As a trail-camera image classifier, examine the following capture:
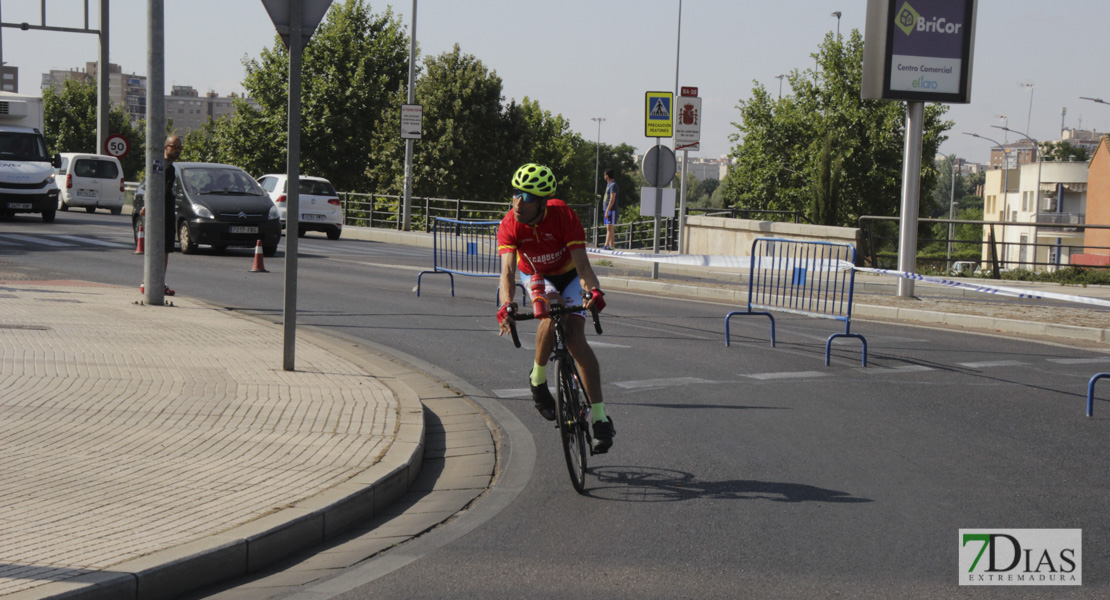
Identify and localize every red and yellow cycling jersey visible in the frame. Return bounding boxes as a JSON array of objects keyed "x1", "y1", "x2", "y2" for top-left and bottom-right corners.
[{"x1": 497, "y1": 199, "x2": 586, "y2": 276}]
